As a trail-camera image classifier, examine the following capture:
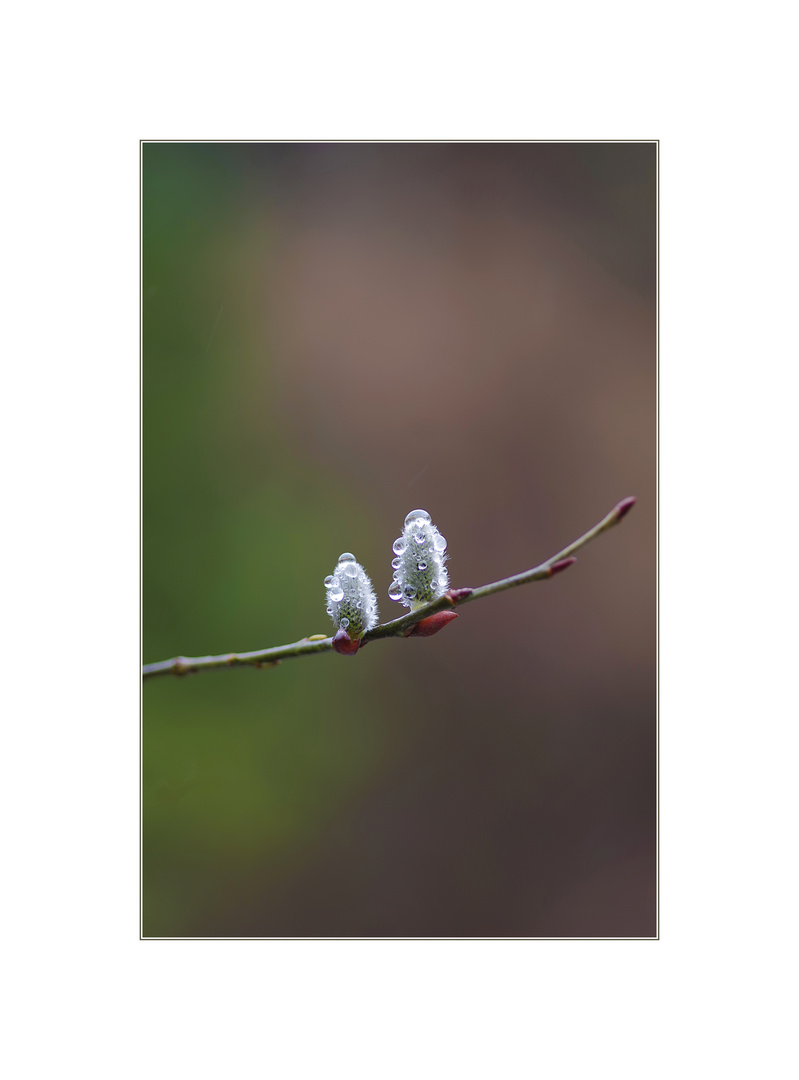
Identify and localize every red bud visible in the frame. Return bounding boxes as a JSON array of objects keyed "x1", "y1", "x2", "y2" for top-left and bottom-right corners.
[
  {"x1": 405, "y1": 611, "x2": 459, "y2": 637},
  {"x1": 332, "y1": 628, "x2": 361, "y2": 655},
  {"x1": 549, "y1": 557, "x2": 576, "y2": 576},
  {"x1": 446, "y1": 587, "x2": 474, "y2": 604},
  {"x1": 615, "y1": 496, "x2": 637, "y2": 520}
]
